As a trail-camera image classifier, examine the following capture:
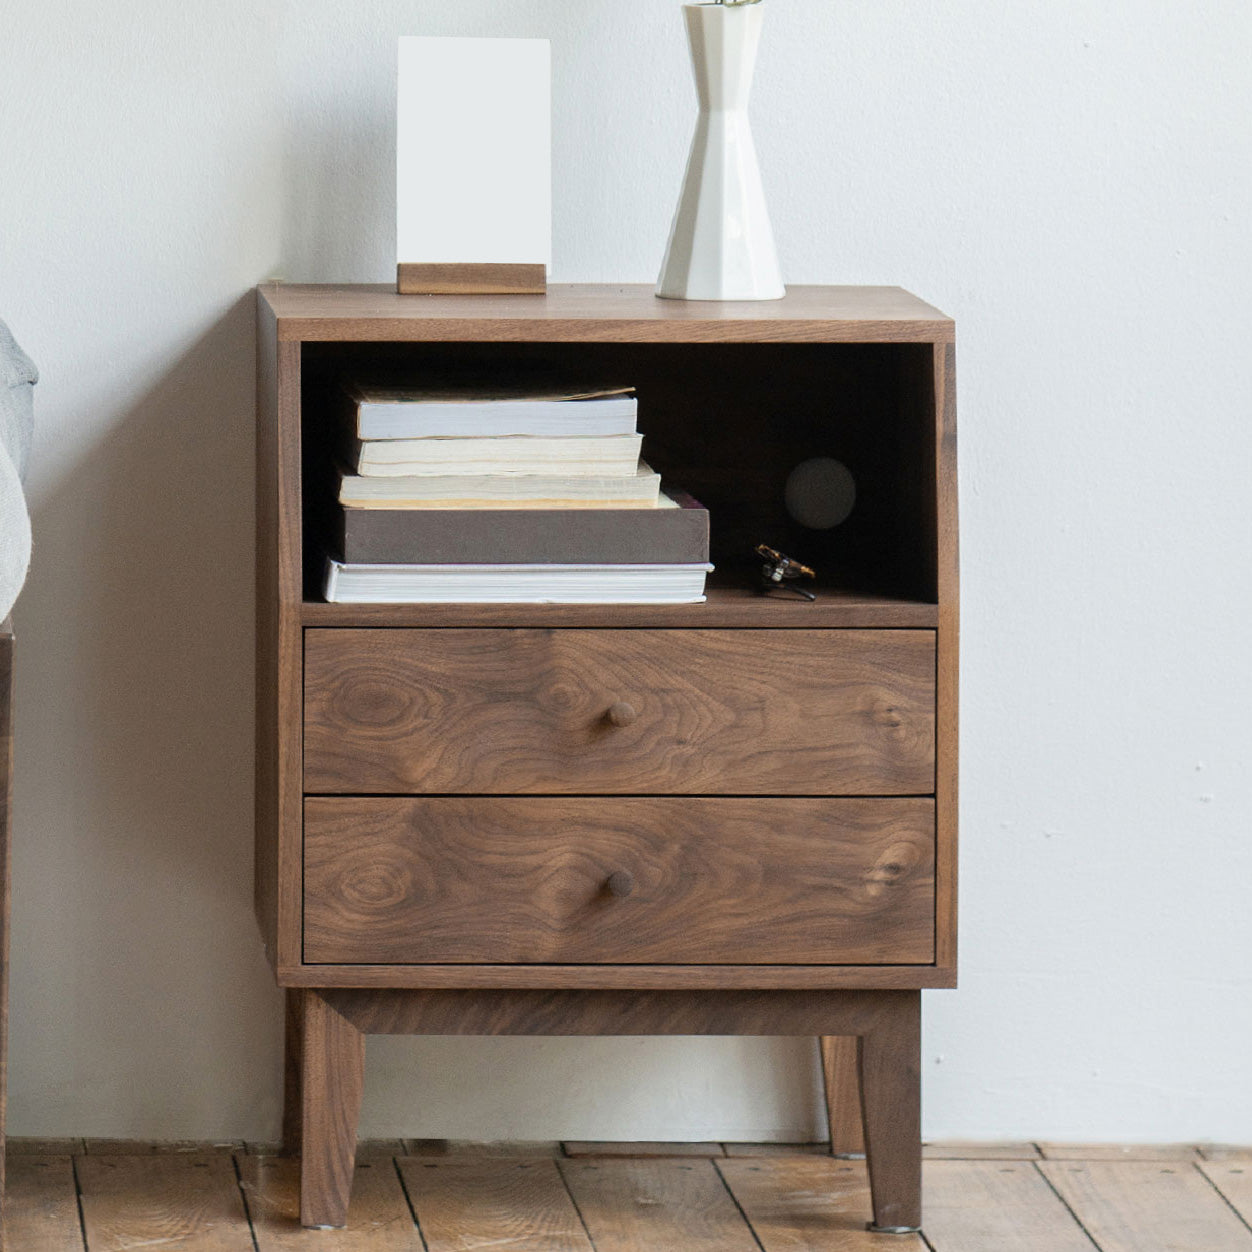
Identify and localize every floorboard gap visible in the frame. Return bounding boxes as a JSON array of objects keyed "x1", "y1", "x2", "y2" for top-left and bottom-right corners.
[
  {"x1": 69, "y1": 1154, "x2": 90, "y2": 1252},
  {"x1": 231, "y1": 1151, "x2": 262, "y2": 1252},
  {"x1": 553, "y1": 1160, "x2": 599, "y2": 1252},
  {"x1": 711, "y1": 1158, "x2": 768, "y2": 1252},
  {"x1": 392, "y1": 1156, "x2": 432, "y2": 1252},
  {"x1": 1031, "y1": 1161, "x2": 1108, "y2": 1250},
  {"x1": 1195, "y1": 1161, "x2": 1252, "y2": 1236}
]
